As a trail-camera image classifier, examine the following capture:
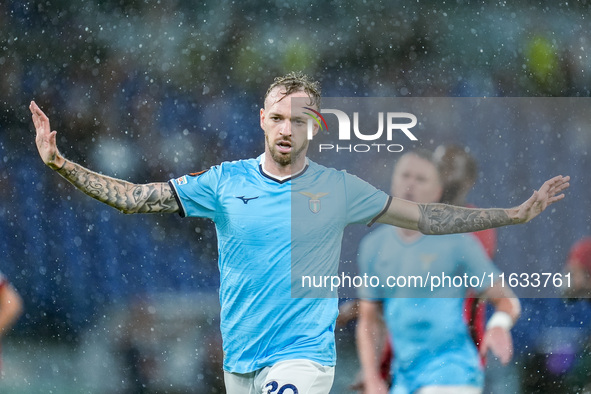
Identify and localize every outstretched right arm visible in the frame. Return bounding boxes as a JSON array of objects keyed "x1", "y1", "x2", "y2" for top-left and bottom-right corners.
[{"x1": 30, "y1": 101, "x2": 179, "y2": 214}]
